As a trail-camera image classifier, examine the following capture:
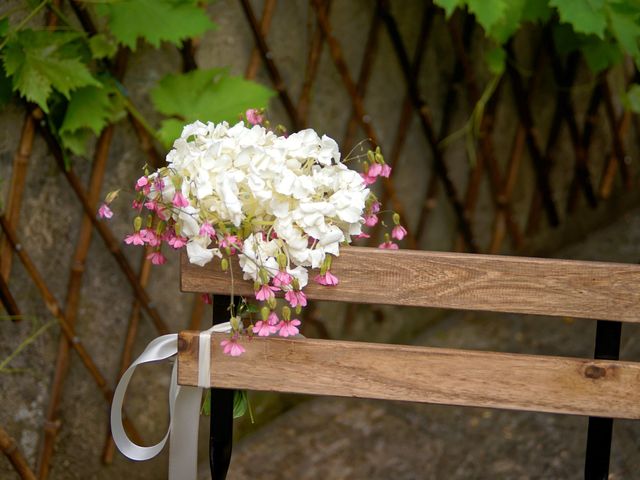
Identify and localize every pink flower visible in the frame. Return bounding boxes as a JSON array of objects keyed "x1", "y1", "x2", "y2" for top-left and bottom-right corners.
[
  {"x1": 144, "y1": 200, "x2": 157, "y2": 211},
  {"x1": 268, "y1": 311, "x2": 279, "y2": 326},
  {"x1": 168, "y1": 234, "x2": 188, "y2": 249},
  {"x1": 355, "y1": 232, "x2": 370, "y2": 239},
  {"x1": 284, "y1": 290, "x2": 307, "y2": 308},
  {"x1": 132, "y1": 200, "x2": 143, "y2": 211},
  {"x1": 380, "y1": 164, "x2": 392, "y2": 178},
  {"x1": 135, "y1": 176, "x2": 148, "y2": 191},
  {"x1": 392, "y1": 225, "x2": 407, "y2": 241},
  {"x1": 278, "y1": 319, "x2": 301, "y2": 337},
  {"x1": 253, "y1": 320, "x2": 277, "y2": 337},
  {"x1": 172, "y1": 191, "x2": 189, "y2": 208},
  {"x1": 364, "y1": 214, "x2": 378, "y2": 227},
  {"x1": 220, "y1": 234, "x2": 241, "y2": 254},
  {"x1": 361, "y1": 163, "x2": 383, "y2": 185},
  {"x1": 124, "y1": 232, "x2": 145, "y2": 246},
  {"x1": 246, "y1": 108, "x2": 264, "y2": 126},
  {"x1": 273, "y1": 270, "x2": 292, "y2": 288},
  {"x1": 314, "y1": 271, "x2": 339, "y2": 286},
  {"x1": 153, "y1": 178, "x2": 165, "y2": 191},
  {"x1": 361, "y1": 172, "x2": 377, "y2": 186},
  {"x1": 155, "y1": 206, "x2": 168, "y2": 221},
  {"x1": 379, "y1": 240, "x2": 399, "y2": 250},
  {"x1": 140, "y1": 229, "x2": 160, "y2": 247},
  {"x1": 370, "y1": 201, "x2": 381, "y2": 214},
  {"x1": 199, "y1": 222, "x2": 216, "y2": 238},
  {"x1": 147, "y1": 251, "x2": 166, "y2": 265},
  {"x1": 255, "y1": 284, "x2": 279, "y2": 301},
  {"x1": 98, "y1": 203, "x2": 113, "y2": 219},
  {"x1": 220, "y1": 338, "x2": 245, "y2": 356},
  {"x1": 201, "y1": 293, "x2": 212, "y2": 304}
]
